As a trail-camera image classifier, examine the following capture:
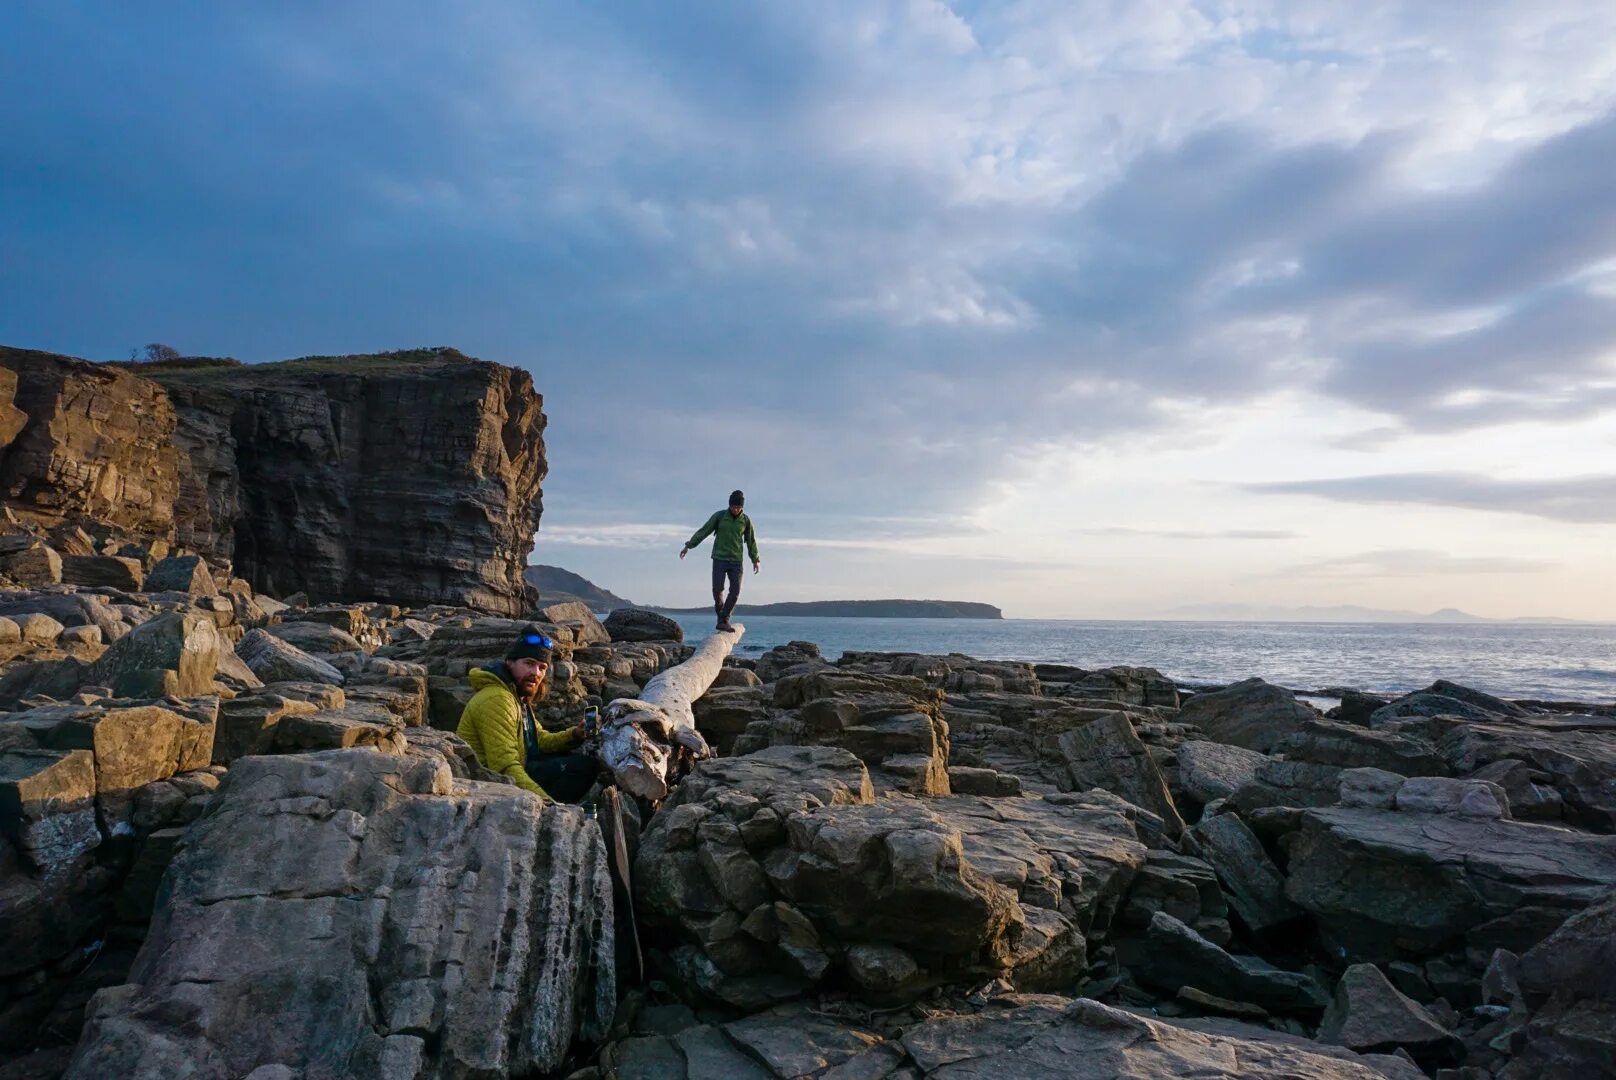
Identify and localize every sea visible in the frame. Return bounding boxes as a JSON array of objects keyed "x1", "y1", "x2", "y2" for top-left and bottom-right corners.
[{"x1": 661, "y1": 615, "x2": 1616, "y2": 705}]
